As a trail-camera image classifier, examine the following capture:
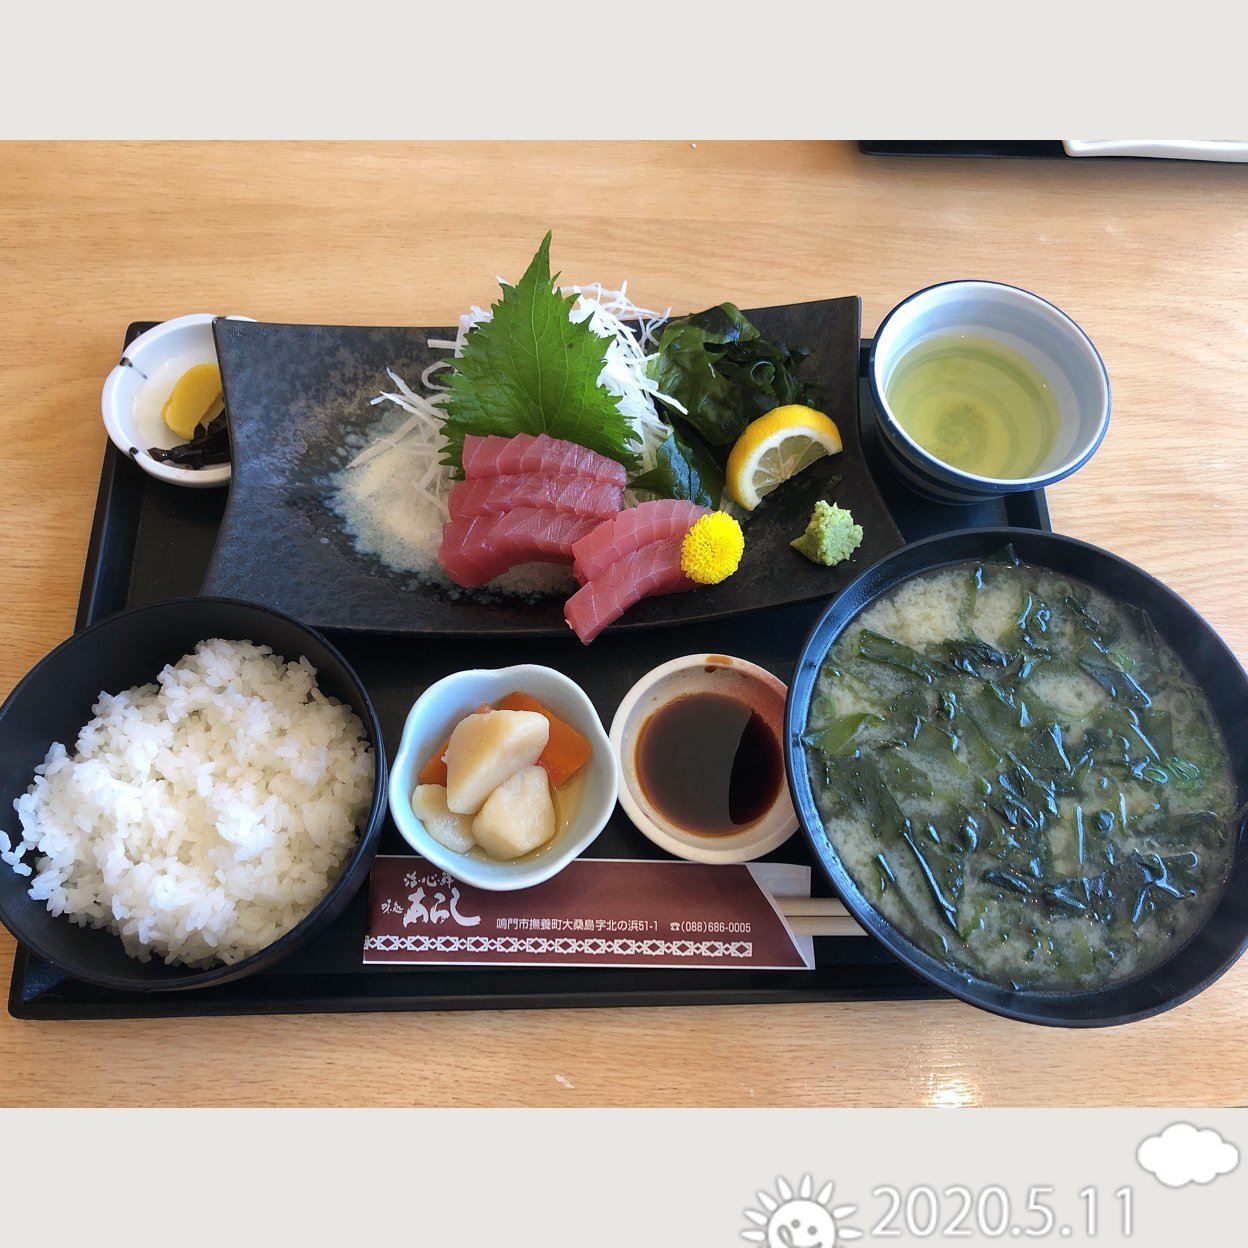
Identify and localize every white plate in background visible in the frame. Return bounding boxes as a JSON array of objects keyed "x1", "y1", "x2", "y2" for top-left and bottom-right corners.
[{"x1": 1063, "y1": 139, "x2": 1248, "y2": 162}]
